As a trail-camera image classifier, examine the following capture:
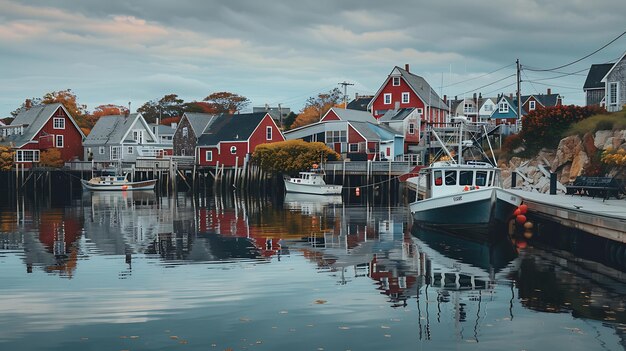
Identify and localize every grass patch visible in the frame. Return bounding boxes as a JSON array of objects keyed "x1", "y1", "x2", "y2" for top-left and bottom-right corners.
[{"x1": 567, "y1": 110, "x2": 626, "y2": 135}]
